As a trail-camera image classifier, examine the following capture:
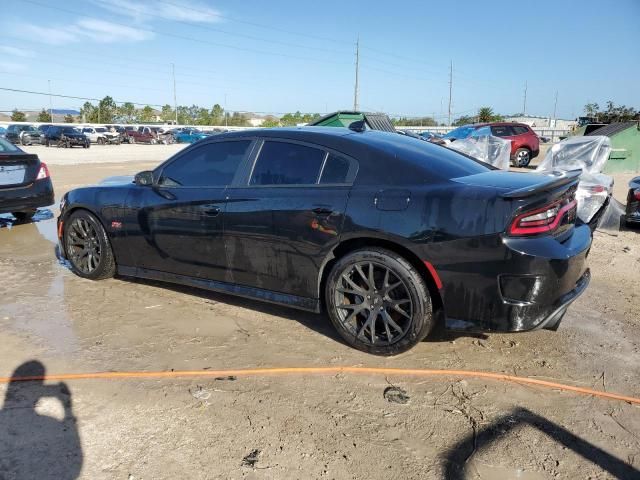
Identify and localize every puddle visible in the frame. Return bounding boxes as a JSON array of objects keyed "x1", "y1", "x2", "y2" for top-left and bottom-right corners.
[{"x1": 0, "y1": 208, "x2": 78, "y2": 354}]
